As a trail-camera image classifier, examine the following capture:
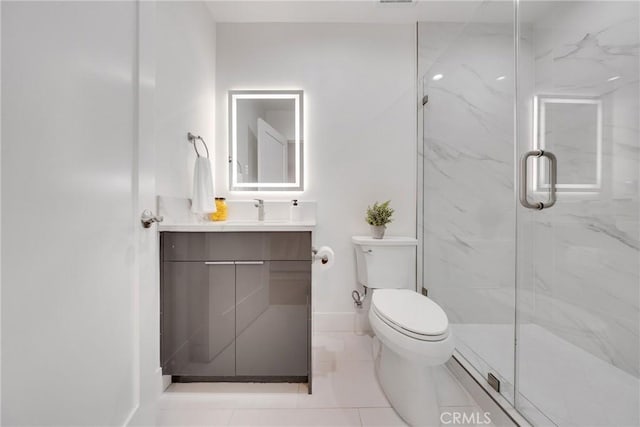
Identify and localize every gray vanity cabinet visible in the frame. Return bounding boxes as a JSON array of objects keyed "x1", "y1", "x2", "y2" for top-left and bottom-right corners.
[
  {"x1": 235, "y1": 261, "x2": 310, "y2": 376},
  {"x1": 161, "y1": 261, "x2": 236, "y2": 376},
  {"x1": 162, "y1": 231, "x2": 312, "y2": 262},
  {"x1": 160, "y1": 232, "x2": 311, "y2": 384}
]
